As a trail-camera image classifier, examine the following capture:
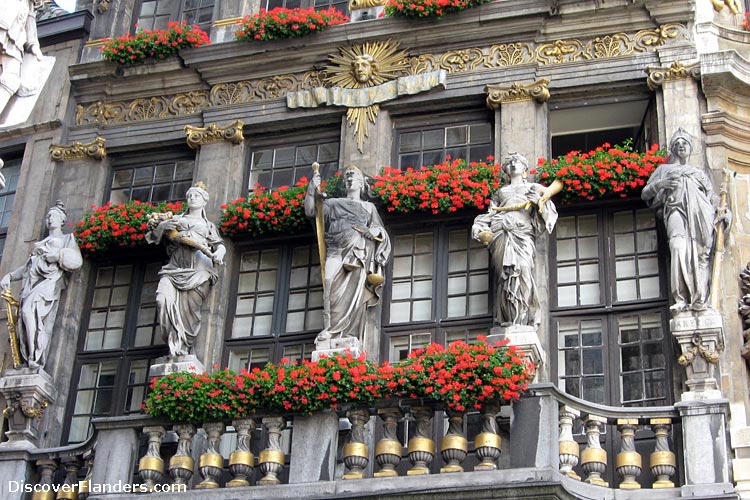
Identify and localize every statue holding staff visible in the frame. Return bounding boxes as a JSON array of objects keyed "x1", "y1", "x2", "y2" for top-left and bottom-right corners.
[
  {"x1": 472, "y1": 153, "x2": 561, "y2": 327},
  {"x1": 305, "y1": 165, "x2": 391, "y2": 344}
]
